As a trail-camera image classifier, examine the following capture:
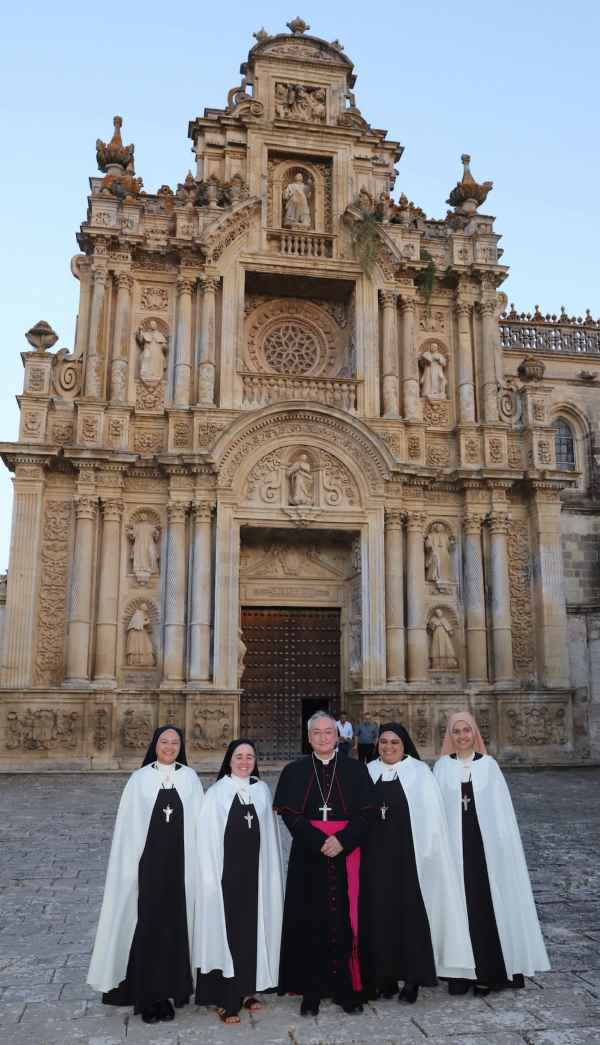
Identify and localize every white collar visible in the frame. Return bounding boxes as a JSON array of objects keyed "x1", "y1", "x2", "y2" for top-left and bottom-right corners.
[
  {"x1": 380, "y1": 757, "x2": 405, "y2": 781},
  {"x1": 313, "y1": 749, "x2": 338, "y2": 765}
]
